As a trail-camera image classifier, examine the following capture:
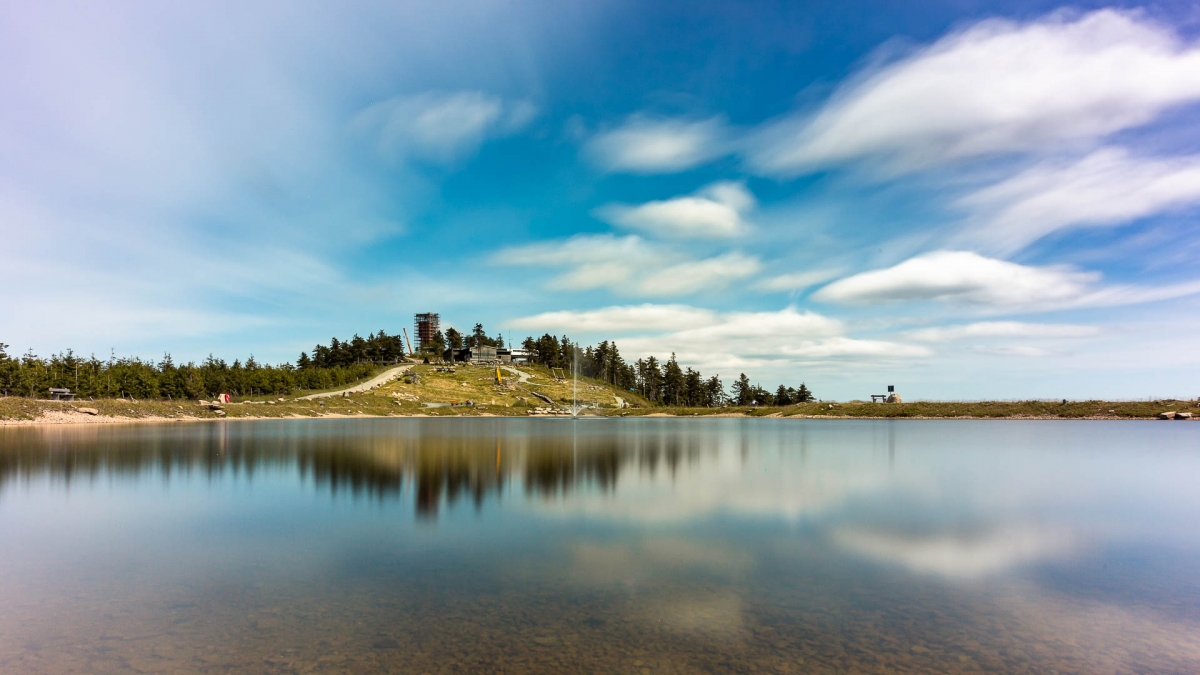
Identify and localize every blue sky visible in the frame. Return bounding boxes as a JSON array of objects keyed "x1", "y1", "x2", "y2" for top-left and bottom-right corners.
[{"x1": 3, "y1": 0, "x2": 1200, "y2": 400}]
